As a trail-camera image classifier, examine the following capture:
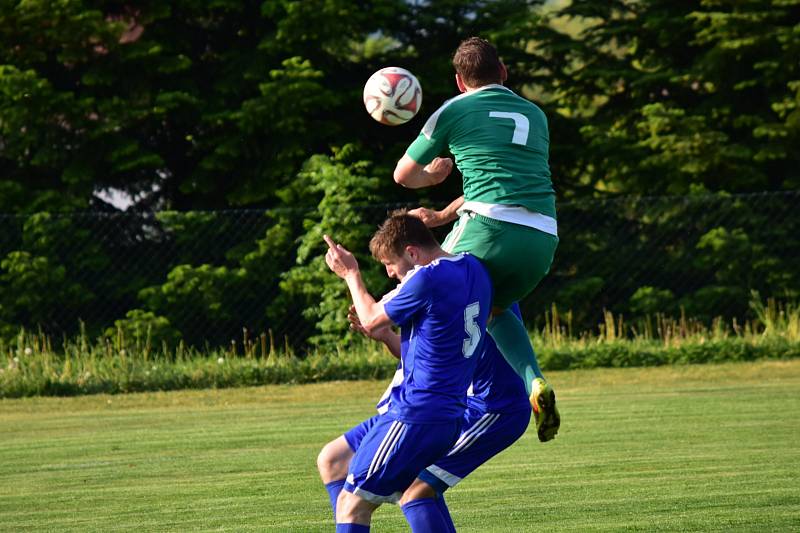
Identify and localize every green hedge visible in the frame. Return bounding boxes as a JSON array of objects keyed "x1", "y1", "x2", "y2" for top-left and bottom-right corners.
[
  {"x1": 539, "y1": 336, "x2": 800, "y2": 370},
  {"x1": 2, "y1": 334, "x2": 797, "y2": 398}
]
